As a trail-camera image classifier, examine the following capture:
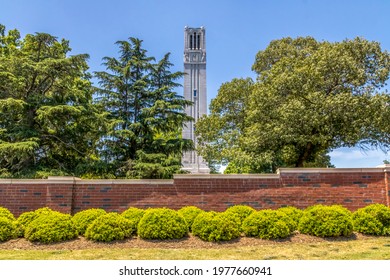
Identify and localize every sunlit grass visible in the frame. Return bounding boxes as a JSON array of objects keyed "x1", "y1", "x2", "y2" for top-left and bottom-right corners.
[{"x1": 1, "y1": 237, "x2": 390, "y2": 260}]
